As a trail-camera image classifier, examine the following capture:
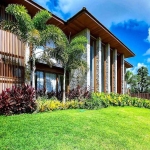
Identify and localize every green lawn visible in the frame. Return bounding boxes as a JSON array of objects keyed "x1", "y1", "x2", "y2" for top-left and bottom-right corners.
[{"x1": 0, "y1": 107, "x2": 150, "y2": 150}]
